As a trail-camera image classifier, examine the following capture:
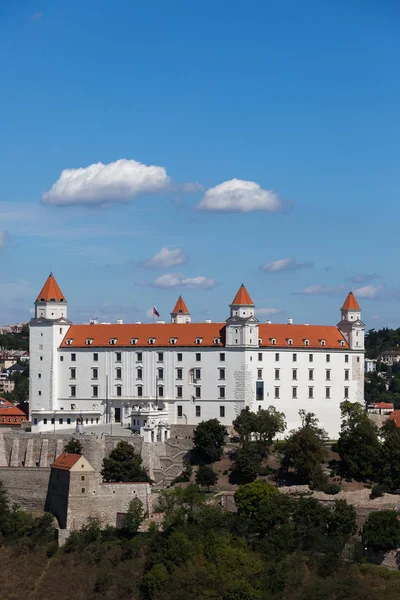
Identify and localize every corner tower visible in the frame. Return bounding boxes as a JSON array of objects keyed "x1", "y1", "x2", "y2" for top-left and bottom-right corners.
[
  {"x1": 337, "y1": 291, "x2": 365, "y2": 350},
  {"x1": 171, "y1": 296, "x2": 191, "y2": 324},
  {"x1": 35, "y1": 273, "x2": 68, "y2": 320},
  {"x1": 226, "y1": 284, "x2": 259, "y2": 347}
]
